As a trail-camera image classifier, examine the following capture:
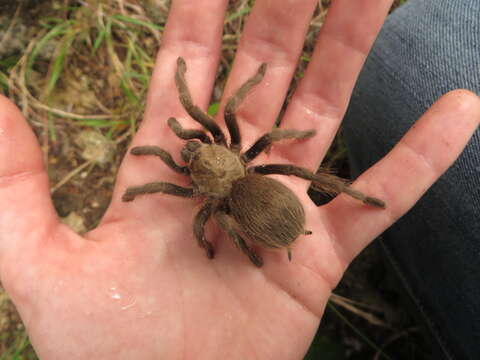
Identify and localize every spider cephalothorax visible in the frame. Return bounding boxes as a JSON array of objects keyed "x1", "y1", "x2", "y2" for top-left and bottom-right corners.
[{"x1": 122, "y1": 57, "x2": 385, "y2": 267}]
